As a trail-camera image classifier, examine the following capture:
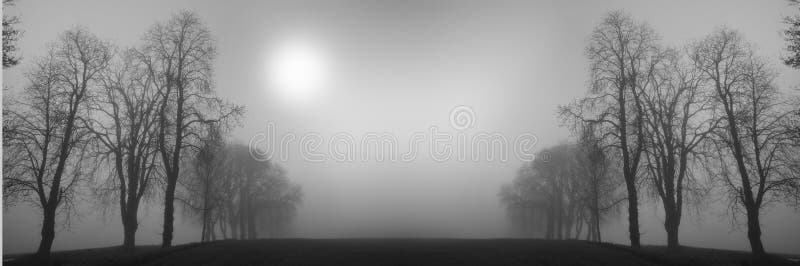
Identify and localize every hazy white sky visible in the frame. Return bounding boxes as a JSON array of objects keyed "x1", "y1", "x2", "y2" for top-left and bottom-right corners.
[{"x1": 3, "y1": 0, "x2": 799, "y2": 254}]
